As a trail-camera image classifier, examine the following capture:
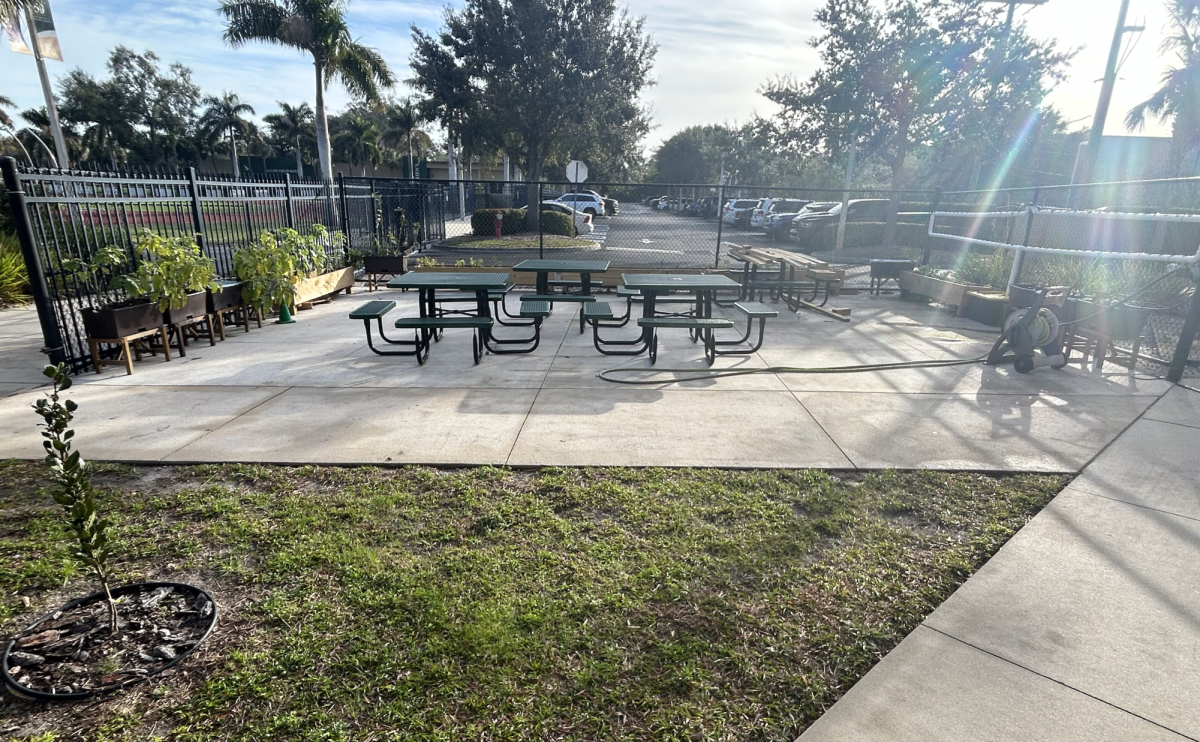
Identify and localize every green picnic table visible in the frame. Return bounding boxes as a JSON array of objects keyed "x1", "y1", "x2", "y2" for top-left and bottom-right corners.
[{"x1": 513, "y1": 259, "x2": 611, "y2": 332}]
